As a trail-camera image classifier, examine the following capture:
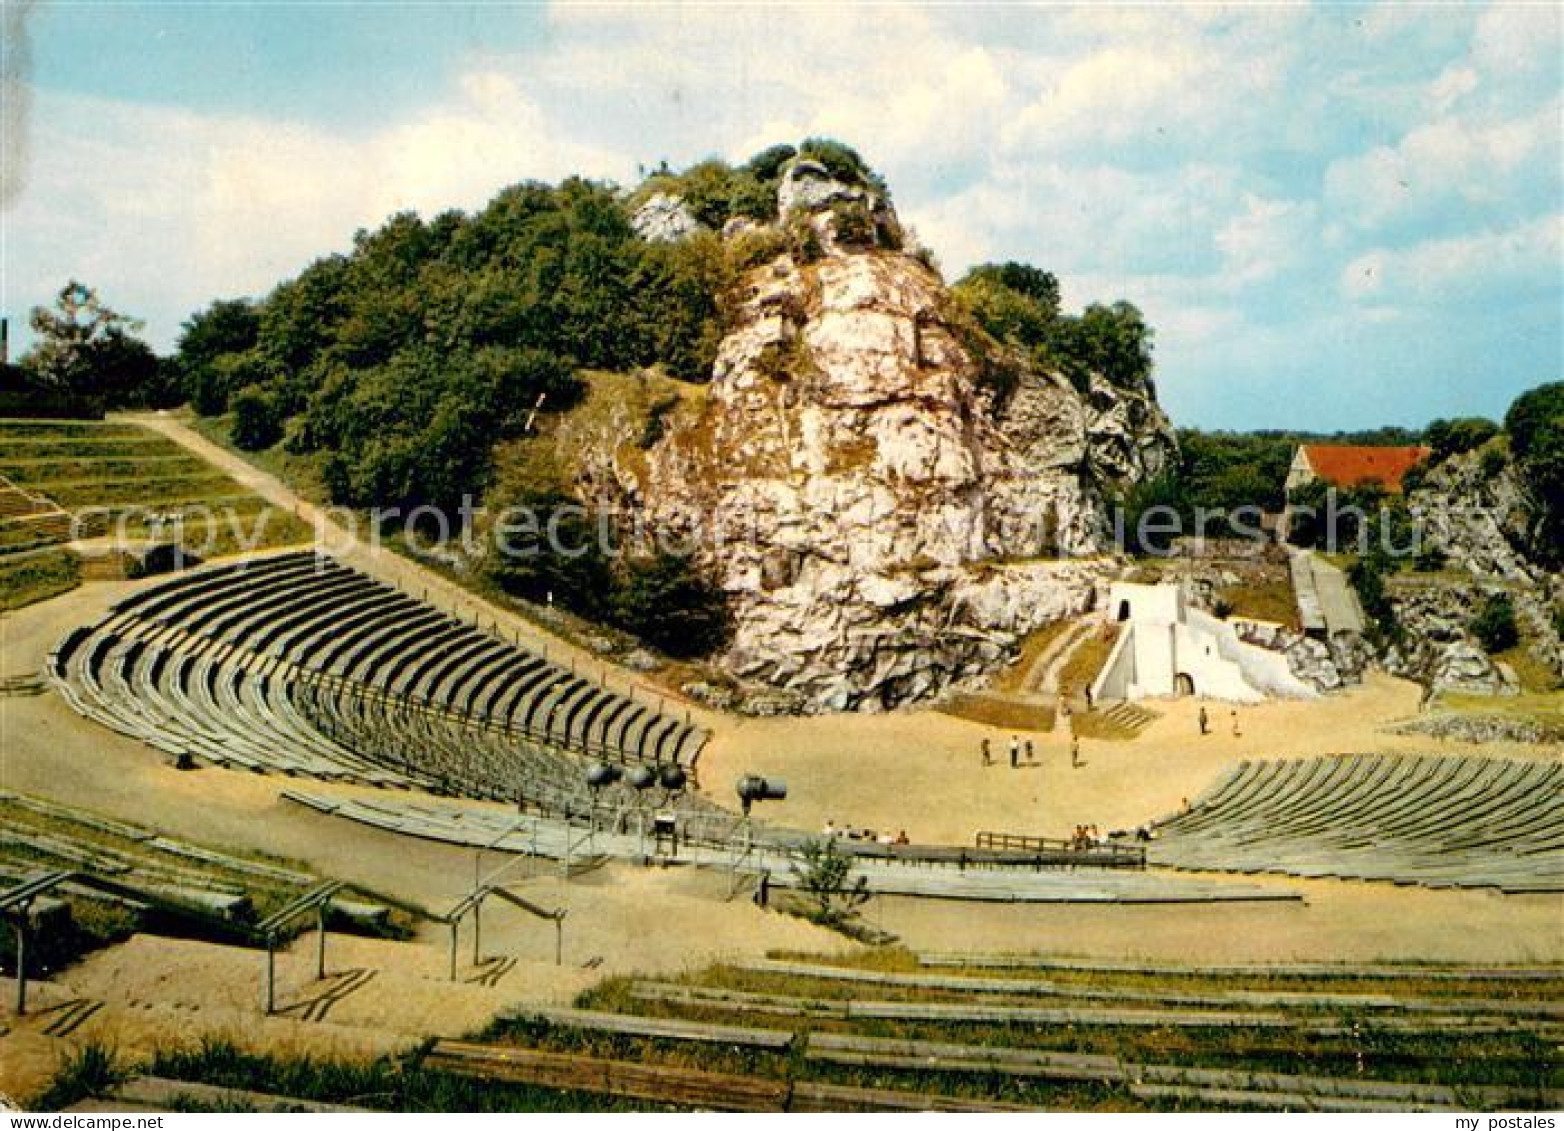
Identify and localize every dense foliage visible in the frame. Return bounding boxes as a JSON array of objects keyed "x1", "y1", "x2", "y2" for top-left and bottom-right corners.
[
  {"x1": 1470, "y1": 592, "x2": 1520, "y2": 654},
  {"x1": 1348, "y1": 548, "x2": 1401, "y2": 647},
  {"x1": 952, "y1": 262, "x2": 1154, "y2": 395},
  {"x1": 486, "y1": 510, "x2": 729, "y2": 660},
  {"x1": 175, "y1": 181, "x2": 736, "y2": 512},
  {"x1": 1504, "y1": 381, "x2": 1564, "y2": 566},
  {"x1": 1424, "y1": 416, "x2": 1499, "y2": 464}
]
